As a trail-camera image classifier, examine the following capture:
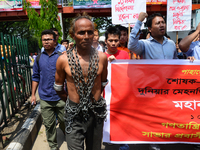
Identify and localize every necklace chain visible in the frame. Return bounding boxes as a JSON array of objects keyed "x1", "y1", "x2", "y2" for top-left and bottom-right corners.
[{"x1": 64, "y1": 47, "x2": 107, "y2": 133}]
